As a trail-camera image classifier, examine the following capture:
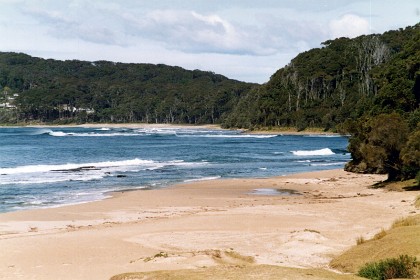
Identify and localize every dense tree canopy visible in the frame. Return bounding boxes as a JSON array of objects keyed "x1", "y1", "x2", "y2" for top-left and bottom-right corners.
[
  {"x1": 223, "y1": 24, "x2": 419, "y2": 131},
  {"x1": 0, "y1": 54, "x2": 255, "y2": 124}
]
